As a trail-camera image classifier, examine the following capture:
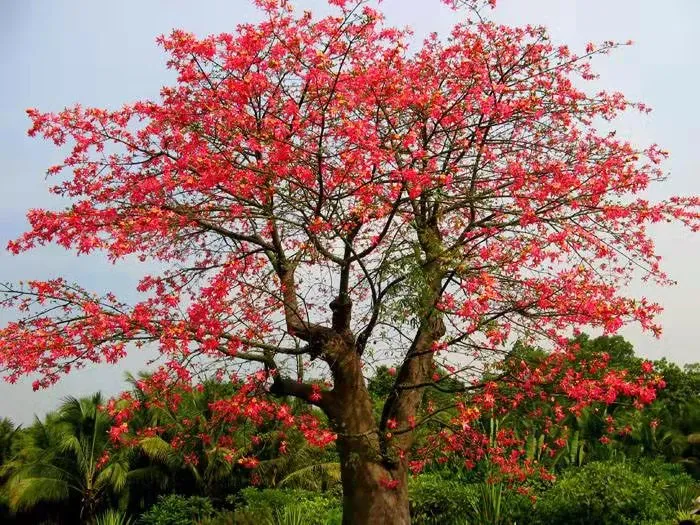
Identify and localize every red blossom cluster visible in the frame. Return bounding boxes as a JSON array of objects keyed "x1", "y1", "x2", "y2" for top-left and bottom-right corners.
[
  {"x1": 103, "y1": 369, "x2": 336, "y2": 473},
  {"x1": 412, "y1": 347, "x2": 663, "y2": 482}
]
